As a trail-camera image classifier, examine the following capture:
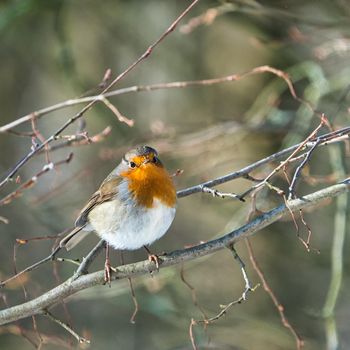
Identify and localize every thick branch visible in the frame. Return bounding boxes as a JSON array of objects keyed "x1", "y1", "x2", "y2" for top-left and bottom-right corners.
[{"x1": 0, "y1": 182, "x2": 348, "y2": 326}]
